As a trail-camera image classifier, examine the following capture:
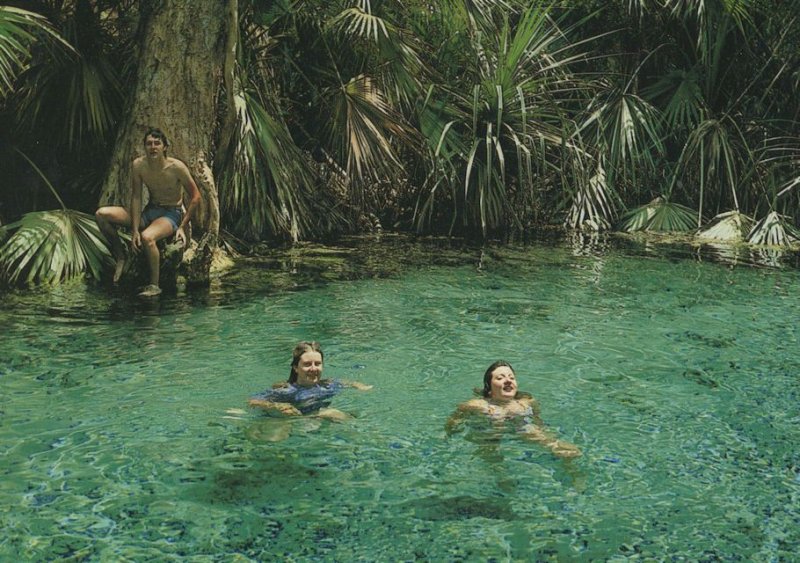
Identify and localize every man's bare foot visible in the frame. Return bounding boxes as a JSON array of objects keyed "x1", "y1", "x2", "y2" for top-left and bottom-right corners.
[
  {"x1": 112, "y1": 257, "x2": 125, "y2": 283},
  {"x1": 138, "y1": 284, "x2": 162, "y2": 297}
]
